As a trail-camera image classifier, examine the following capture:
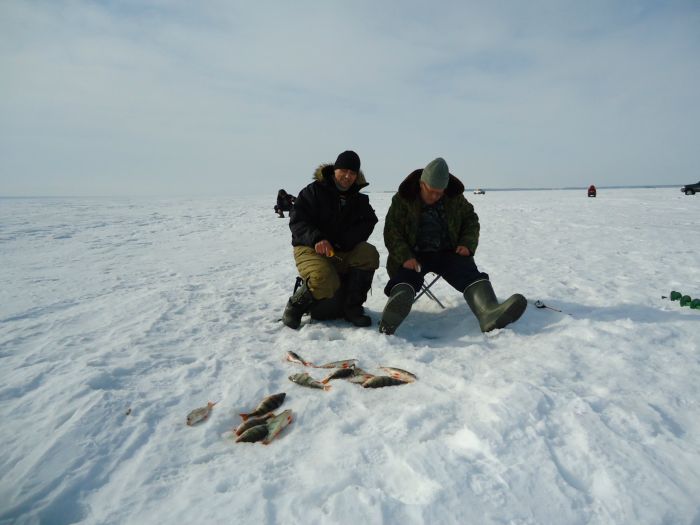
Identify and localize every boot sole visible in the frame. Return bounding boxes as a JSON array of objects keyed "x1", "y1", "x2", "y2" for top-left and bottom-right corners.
[{"x1": 379, "y1": 286, "x2": 414, "y2": 335}]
